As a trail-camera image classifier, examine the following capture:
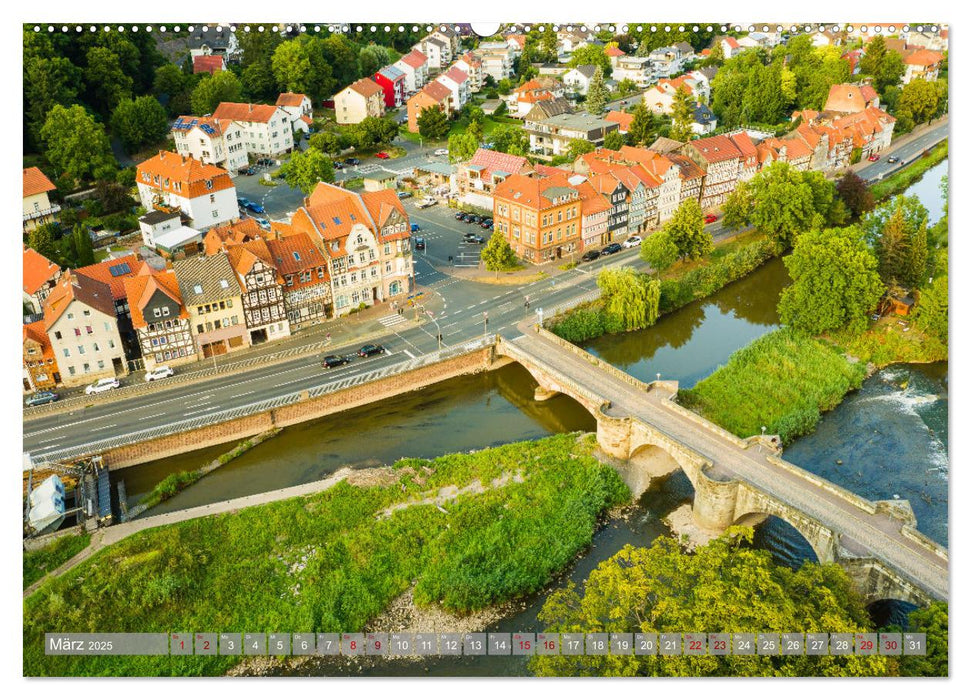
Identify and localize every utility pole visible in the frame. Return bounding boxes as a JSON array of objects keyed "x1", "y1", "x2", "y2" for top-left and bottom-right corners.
[
  {"x1": 426, "y1": 310, "x2": 442, "y2": 350},
  {"x1": 483, "y1": 311, "x2": 489, "y2": 337}
]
